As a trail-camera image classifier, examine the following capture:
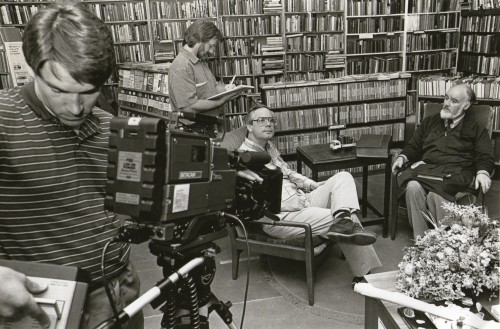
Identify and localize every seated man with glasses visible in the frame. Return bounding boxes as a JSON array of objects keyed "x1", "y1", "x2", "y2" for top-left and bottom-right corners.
[{"x1": 238, "y1": 105, "x2": 381, "y2": 284}]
